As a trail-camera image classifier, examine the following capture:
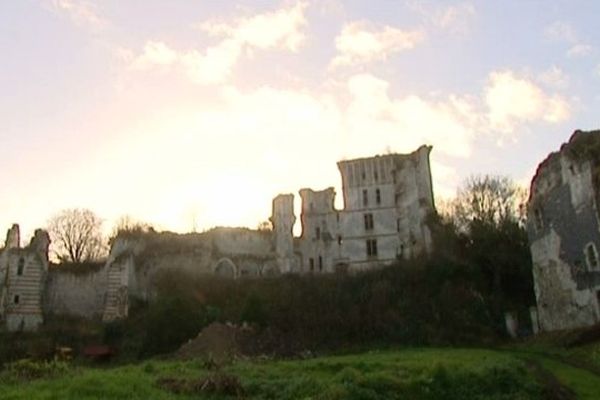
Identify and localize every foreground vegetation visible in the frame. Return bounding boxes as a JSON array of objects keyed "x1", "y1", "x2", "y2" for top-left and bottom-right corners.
[{"x1": 0, "y1": 348, "x2": 545, "y2": 400}]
